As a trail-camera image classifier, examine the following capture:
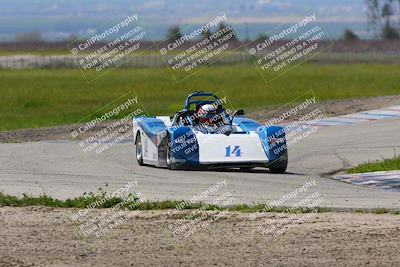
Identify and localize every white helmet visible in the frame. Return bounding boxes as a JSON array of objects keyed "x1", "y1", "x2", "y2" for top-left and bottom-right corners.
[{"x1": 198, "y1": 104, "x2": 217, "y2": 123}]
